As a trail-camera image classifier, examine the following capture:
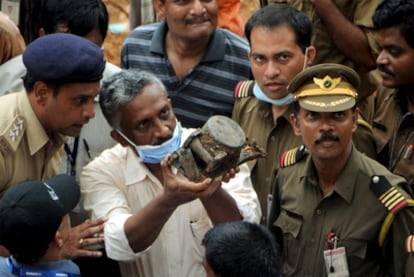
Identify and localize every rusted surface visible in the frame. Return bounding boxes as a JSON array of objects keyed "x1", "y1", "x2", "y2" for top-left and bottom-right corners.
[{"x1": 168, "y1": 116, "x2": 266, "y2": 182}]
